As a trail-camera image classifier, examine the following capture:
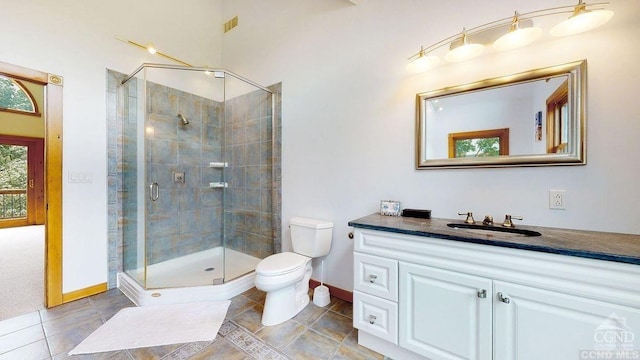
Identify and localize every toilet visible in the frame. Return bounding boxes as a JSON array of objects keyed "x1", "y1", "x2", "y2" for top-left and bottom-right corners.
[{"x1": 255, "y1": 217, "x2": 333, "y2": 326}]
